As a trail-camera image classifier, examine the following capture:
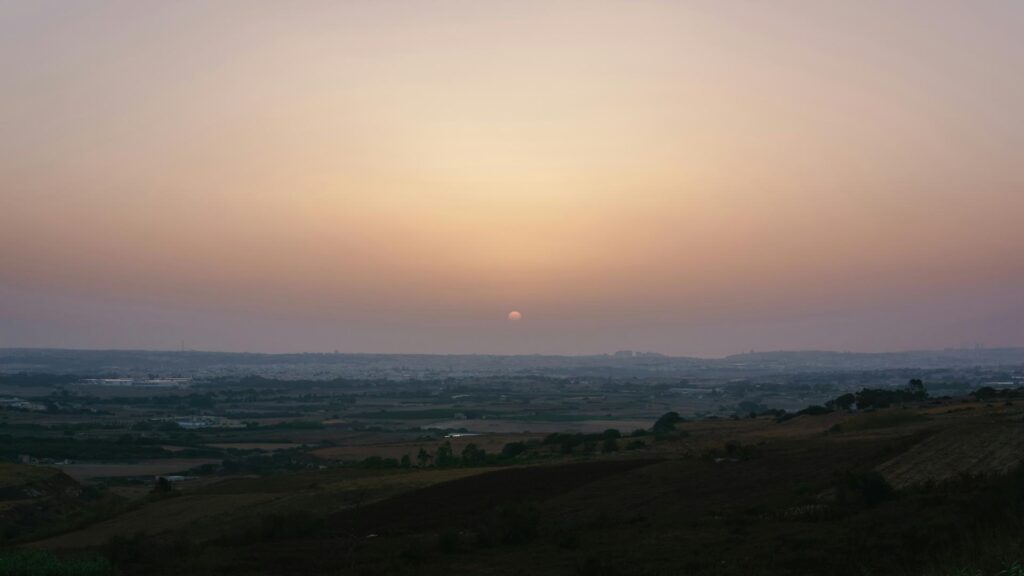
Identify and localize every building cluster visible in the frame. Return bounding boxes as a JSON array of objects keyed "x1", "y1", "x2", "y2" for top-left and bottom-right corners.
[
  {"x1": 0, "y1": 397, "x2": 46, "y2": 411},
  {"x1": 150, "y1": 415, "x2": 245, "y2": 429},
  {"x1": 80, "y1": 378, "x2": 192, "y2": 388}
]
